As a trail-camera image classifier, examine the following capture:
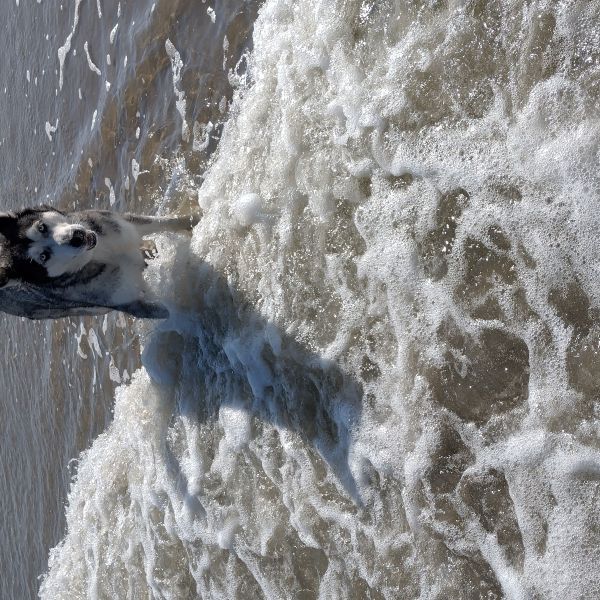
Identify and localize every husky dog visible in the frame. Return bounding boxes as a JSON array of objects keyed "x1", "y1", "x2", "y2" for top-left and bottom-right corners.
[{"x1": 0, "y1": 205, "x2": 199, "y2": 319}]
